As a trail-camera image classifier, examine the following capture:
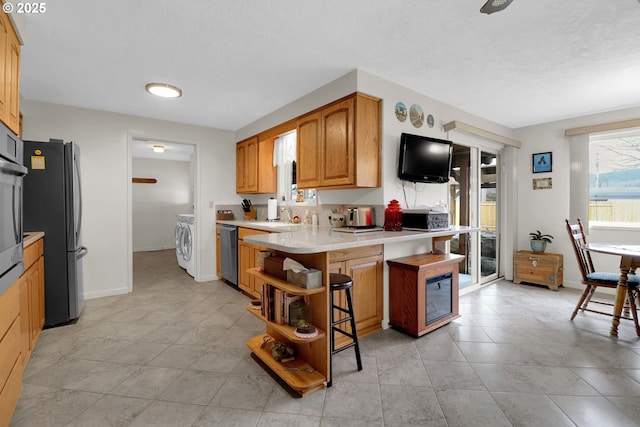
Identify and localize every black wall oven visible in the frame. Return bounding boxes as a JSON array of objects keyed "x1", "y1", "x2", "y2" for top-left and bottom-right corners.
[{"x1": 0, "y1": 123, "x2": 27, "y2": 294}]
